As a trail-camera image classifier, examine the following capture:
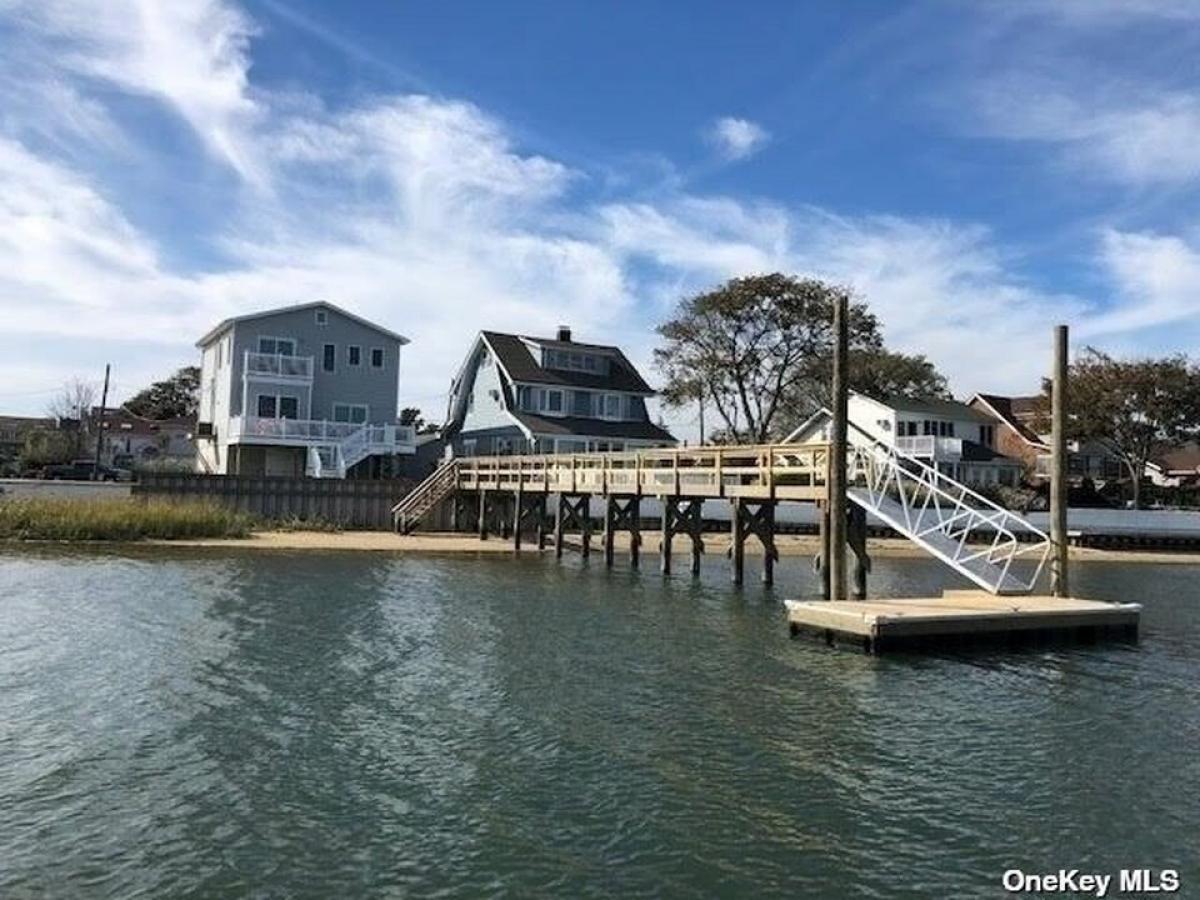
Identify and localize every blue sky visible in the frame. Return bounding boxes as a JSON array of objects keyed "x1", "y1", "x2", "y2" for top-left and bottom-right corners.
[{"x1": 1, "y1": 0, "x2": 1199, "y2": 436}]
